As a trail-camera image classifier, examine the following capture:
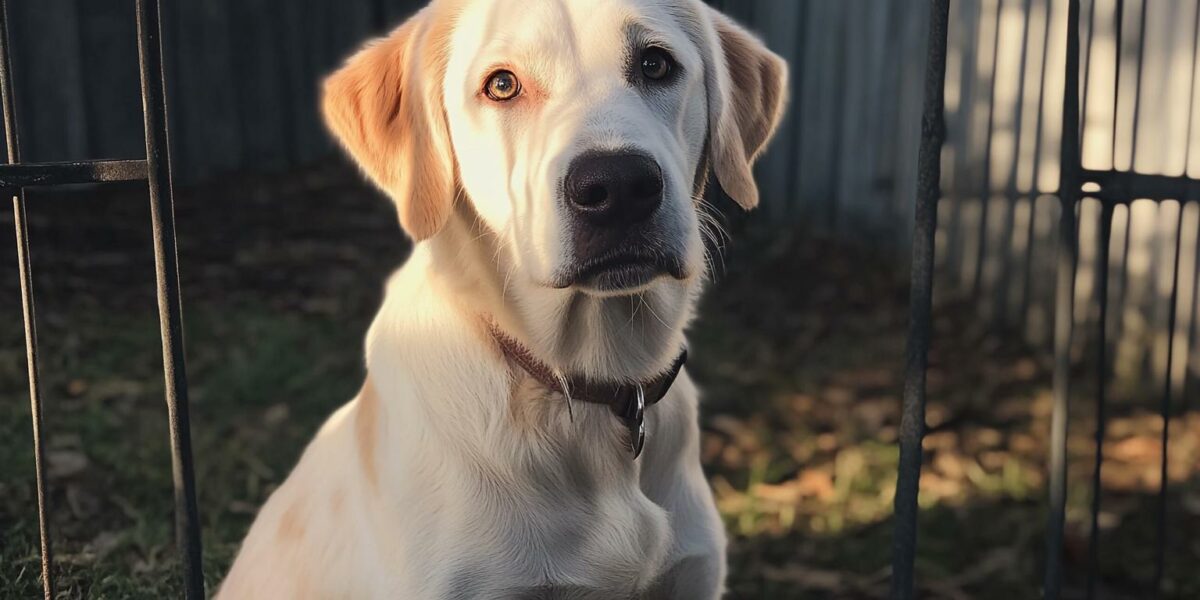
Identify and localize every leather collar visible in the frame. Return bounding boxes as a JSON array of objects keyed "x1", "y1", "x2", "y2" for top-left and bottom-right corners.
[{"x1": 488, "y1": 322, "x2": 687, "y2": 458}]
